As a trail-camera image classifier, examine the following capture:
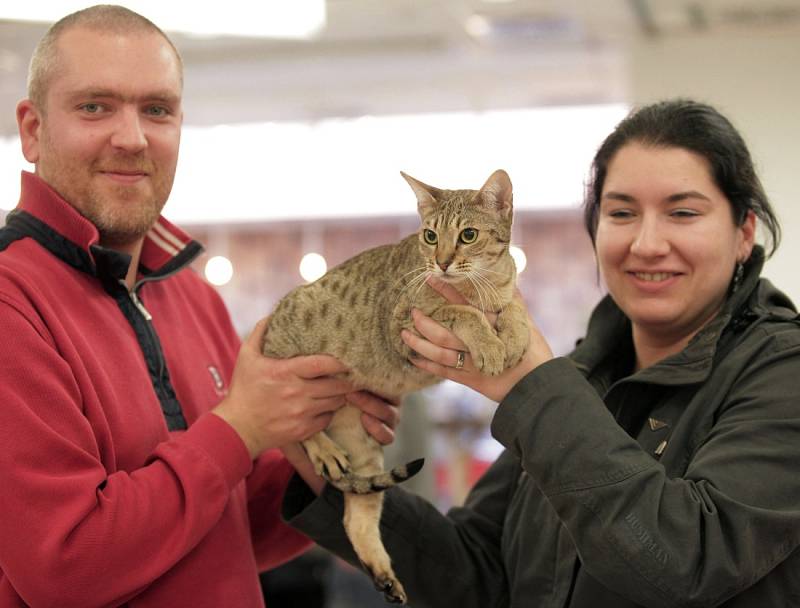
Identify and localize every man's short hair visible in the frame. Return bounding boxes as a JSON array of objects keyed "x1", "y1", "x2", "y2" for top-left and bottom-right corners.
[{"x1": 27, "y1": 4, "x2": 184, "y2": 111}]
